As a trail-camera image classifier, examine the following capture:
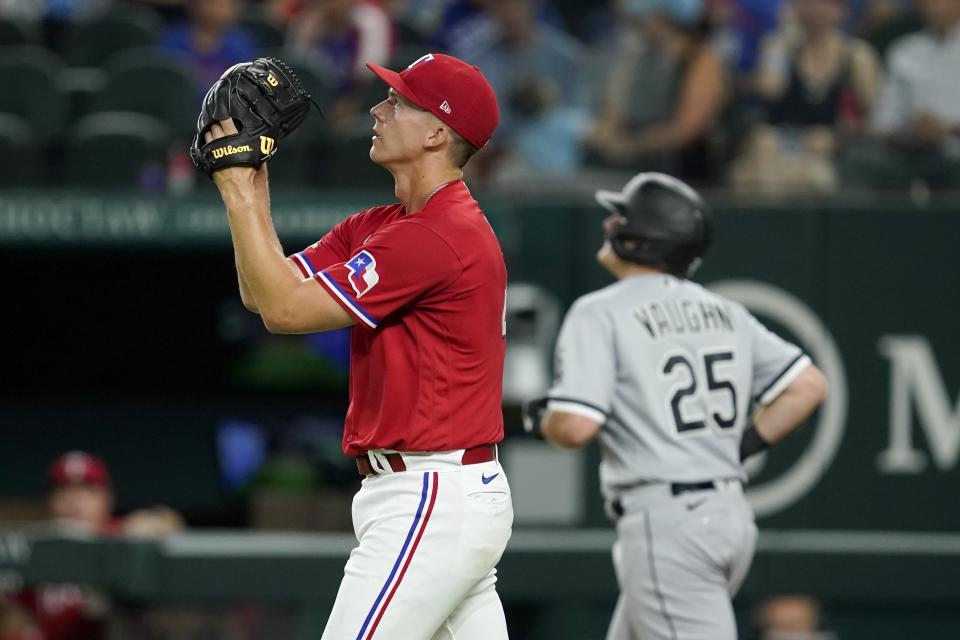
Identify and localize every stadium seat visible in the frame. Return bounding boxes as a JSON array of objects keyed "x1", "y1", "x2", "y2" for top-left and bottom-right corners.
[
  {"x1": 0, "y1": 113, "x2": 43, "y2": 186},
  {"x1": 94, "y1": 48, "x2": 198, "y2": 138},
  {"x1": 62, "y1": 7, "x2": 161, "y2": 68},
  {"x1": 0, "y1": 17, "x2": 36, "y2": 47},
  {"x1": 0, "y1": 46, "x2": 66, "y2": 142},
  {"x1": 241, "y1": 9, "x2": 286, "y2": 49},
  {"x1": 64, "y1": 112, "x2": 171, "y2": 188}
]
